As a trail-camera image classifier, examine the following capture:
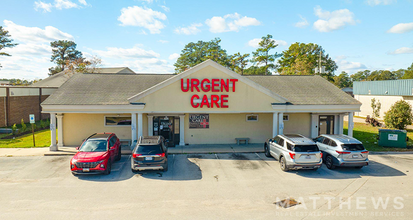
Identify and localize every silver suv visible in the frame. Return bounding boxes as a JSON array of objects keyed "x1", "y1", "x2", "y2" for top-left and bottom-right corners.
[
  {"x1": 264, "y1": 134, "x2": 323, "y2": 171},
  {"x1": 314, "y1": 134, "x2": 369, "y2": 169}
]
